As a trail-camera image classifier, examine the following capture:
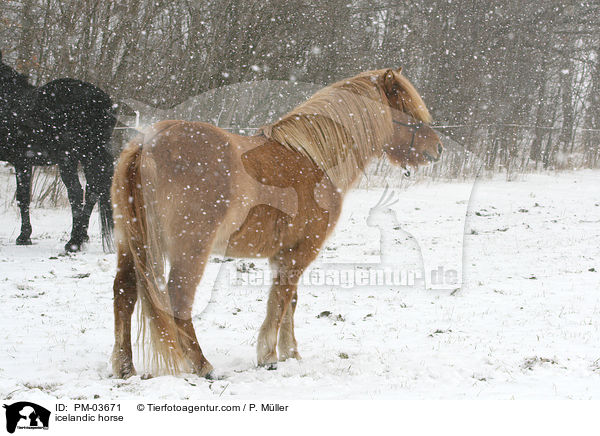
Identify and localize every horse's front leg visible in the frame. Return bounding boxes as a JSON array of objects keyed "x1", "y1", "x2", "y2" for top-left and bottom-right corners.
[
  {"x1": 278, "y1": 289, "x2": 301, "y2": 361},
  {"x1": 14, "y1": 164, "x2": 33, "y2": 245},
  {"x1": 58, "y1": 161, "x2": 85, "y2": 251},
  {"x1": 257, "y1": 243, "x2": 318, "y2": 367}
]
